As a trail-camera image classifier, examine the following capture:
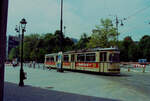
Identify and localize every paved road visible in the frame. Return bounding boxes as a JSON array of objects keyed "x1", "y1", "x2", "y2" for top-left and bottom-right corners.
[{"x1": 4, "y1": 65, "x2": 150, "y2": 101}]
